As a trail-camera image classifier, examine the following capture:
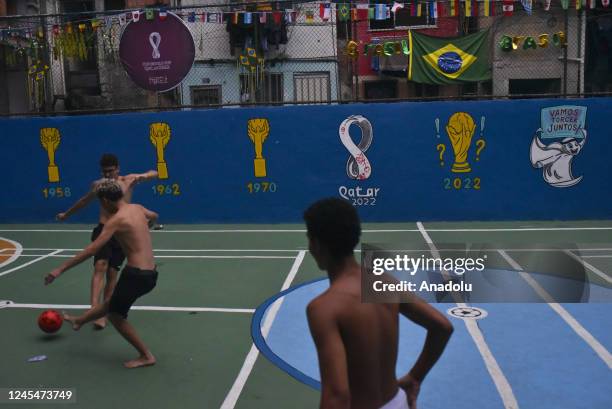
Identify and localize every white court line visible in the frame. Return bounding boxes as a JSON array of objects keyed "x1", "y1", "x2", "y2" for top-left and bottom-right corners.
[
  {"x1": 0, "y1": 237, "x2": 22, "y2": 269},
  {"x1": 0, "y1": 228, "x2": 401, "y2": 233},
  {"x1": 421, "y1": 227, "x2": 612, "y2": 232},
  {"x1": 355, "y1": 248, "x2": 612, "y2": 253},
  {"x1": 13, "y1": 247, "x2": 612, "y2": 253},
  {"x1": 498, "y1": 250, "x2": 612, "y2": 369},
  {"x1": 220, "y1": 250, "x2": 306, "y2": 409},
  {"x1": 0, "y1": 228, "x2": 311, "y2": 233},
  {"x1": 417, "y1": 222, "x2": 519, "y2": 409},
  {"x1": 4, "y1": 303, "x2": 254, "y2": 314},
  {"x1": 562, "y1": 250, "x2": 612, "y2": 284},
  {"x1": 7, "y1": 254, "x2": 295, "y2": 259},
  {"x1": 1, "y1": 226, "x2": 612, "y2": 233},
  {"x1": 20, "y1": 248, "x2": 303, "y2": 252},
  {"x1": 0, "y1": 229, "x2": 90, "y2": 232},
  {"x1": 582, "y1": 255, "x2": 612, "y2": 258},
  {"x1": 0, "y1": 250, "x2": 62, "y2": 278}
]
